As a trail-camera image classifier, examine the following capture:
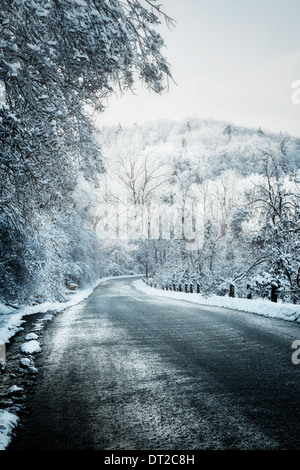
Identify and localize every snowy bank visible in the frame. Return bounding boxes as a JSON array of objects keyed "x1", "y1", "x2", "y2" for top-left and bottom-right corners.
[{"x1": 133, "y1": 279, "x2": 300, "y2": 324}]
